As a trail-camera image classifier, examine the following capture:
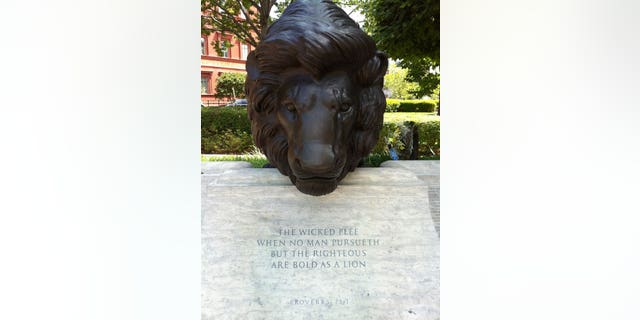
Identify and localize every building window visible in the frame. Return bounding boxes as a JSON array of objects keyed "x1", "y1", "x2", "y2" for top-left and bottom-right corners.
[
  {"x1": 201, "y1": 76, "x2": 210, "y2": 94},
  {"x1": 201, "y1": 37, "x2": 206, "y2": 55},
  {"x1": 220, "y1": 44, "x2": 229, "y2": 58},
  {"x1": 241, "y1": 44, "x2": 249, "y2": 60}
]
